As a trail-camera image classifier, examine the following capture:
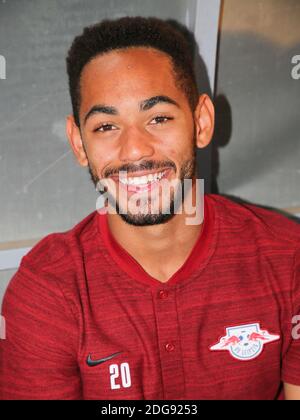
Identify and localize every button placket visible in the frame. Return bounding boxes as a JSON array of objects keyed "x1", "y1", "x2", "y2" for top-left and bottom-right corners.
[
  {"x1": 165, "y1": 343, "x2": 175, "y2": 352},
  {"x1": 158, "y1": 290, "x2": 169, "y2": 300},
  {"x1": 152, "y1": 287, "x2": 185, "y2": 399}
]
